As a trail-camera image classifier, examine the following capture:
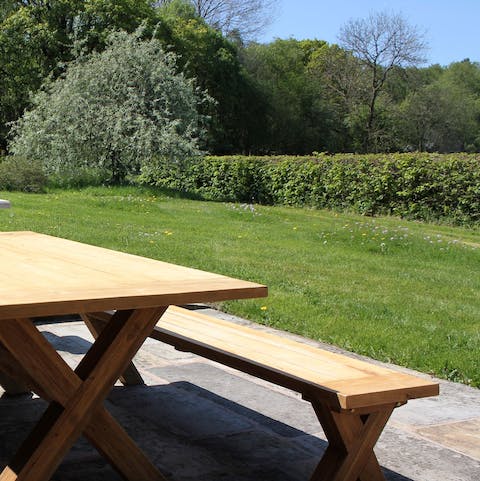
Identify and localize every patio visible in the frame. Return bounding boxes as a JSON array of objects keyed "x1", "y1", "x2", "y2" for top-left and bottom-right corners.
[{"x1": 1, "y1": 309, "x2": 479, "y2": 481}]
